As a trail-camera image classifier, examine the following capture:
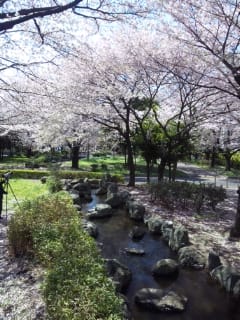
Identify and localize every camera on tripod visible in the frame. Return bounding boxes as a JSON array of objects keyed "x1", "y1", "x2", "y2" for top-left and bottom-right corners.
[{"x1": 2, "y1": 171, "x2": 12, "y2": 182}]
